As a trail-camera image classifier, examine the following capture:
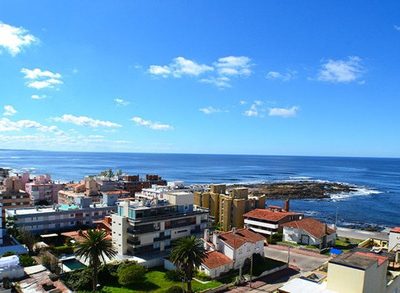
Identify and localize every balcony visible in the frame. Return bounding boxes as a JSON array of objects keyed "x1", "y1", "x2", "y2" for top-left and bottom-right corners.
[{"x1": 127, "y1": 237, "x2": 141, "y2": 246}]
